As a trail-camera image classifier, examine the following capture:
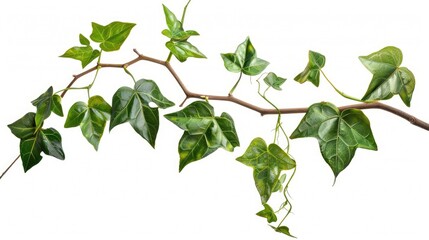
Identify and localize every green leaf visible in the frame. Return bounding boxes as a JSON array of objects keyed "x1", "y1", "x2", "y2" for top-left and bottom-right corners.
[
  {"x1": 52, "y1": 94, "x2": 64, "y2": 117},
  {"x1": 31, "y1": 86, "x2": 53, "y2": 128},
  {"x1": 165, "y1": 101, "x2": 240, "y2": 172},
  {"x1": 90, "y1": 21, "x2": 136, "y2": 52},
  {"x1": 294, "y1": 50, "x2": 325, "y2": 87},
  {"x1": 162, "y1": 4, "x2": 182, "y2": 34},
  {"x1": 290, "y1": 102, "x2": 377, "y2": 178},
  {"x1": 236, "y1": 137, "x2": 295, "y2": 203},
  {"x1": 264, "y1": 72, "x2": 287, "y2": 90},
  {"x1": 256, "y1": 203, "x2": 277, "y2": 223},
  {"x1": 40, "y1": 128, "x2": 65, "y2": 160},
  {"x1": 110, "y1": 79, "x2": 174, "y2": 147},
  {"x1": 60, "y1": 46, "x2": 100, "y2": 68},
  {"x1": 8, "y1": 112, "x2": 36, "y2": 139},
  {"x1": 270, "y1": 226, "x2": 296, "y2": 238},
  {"x1": 166, "y1": 41, "x2": 206, "y2": 62},
  {"x1": 359, "y1": 46, "x2": 416, "y2": 106},
  {"x1": 64, "y1": 96, "x2": 111, "y2": 150},
  {"x1": 221, "y1": 37, "x2": 269, "y2": 76},
  {"x1": 20, "y1": 132, "x2": 43, "y2": 172},
  {"x1": 79, "y1": 34, "x2": 90, "y2": 46}
]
